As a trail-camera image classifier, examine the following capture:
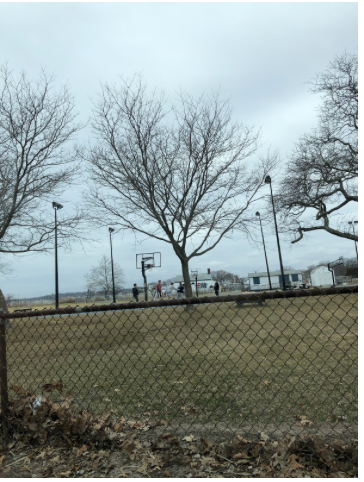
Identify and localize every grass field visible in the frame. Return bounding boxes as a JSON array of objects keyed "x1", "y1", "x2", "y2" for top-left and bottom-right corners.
[
  {"x1": 9, "y1": 290, "x2": 243, "y2": 312},
  {"x1": 6, "y1": 293, "x2": 358, "y2": 427}
]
